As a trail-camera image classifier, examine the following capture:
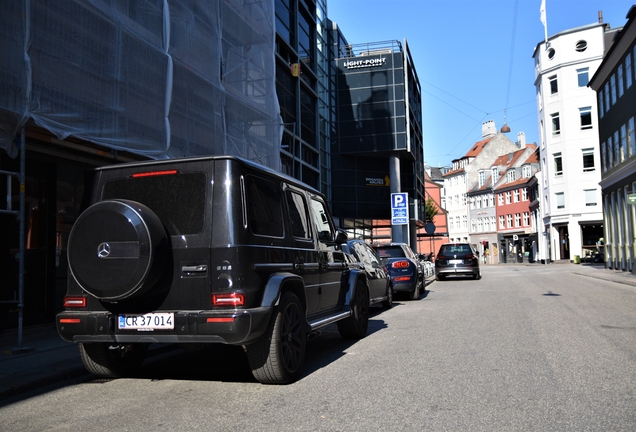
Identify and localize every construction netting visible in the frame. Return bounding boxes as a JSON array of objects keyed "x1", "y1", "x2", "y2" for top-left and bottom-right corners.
[{"x1": 0, "y1": 0, "x2": 281, "y2": 170}]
